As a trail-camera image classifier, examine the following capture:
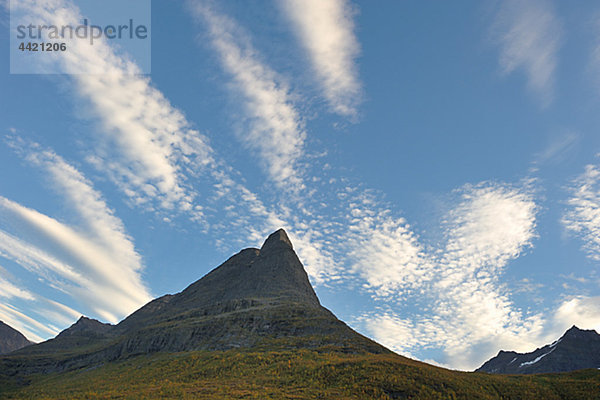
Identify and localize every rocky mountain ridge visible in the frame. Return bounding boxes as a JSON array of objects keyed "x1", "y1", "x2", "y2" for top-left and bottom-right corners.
[{"x1": 477, "y1": 325, "x2": 600, "y2": 374}]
